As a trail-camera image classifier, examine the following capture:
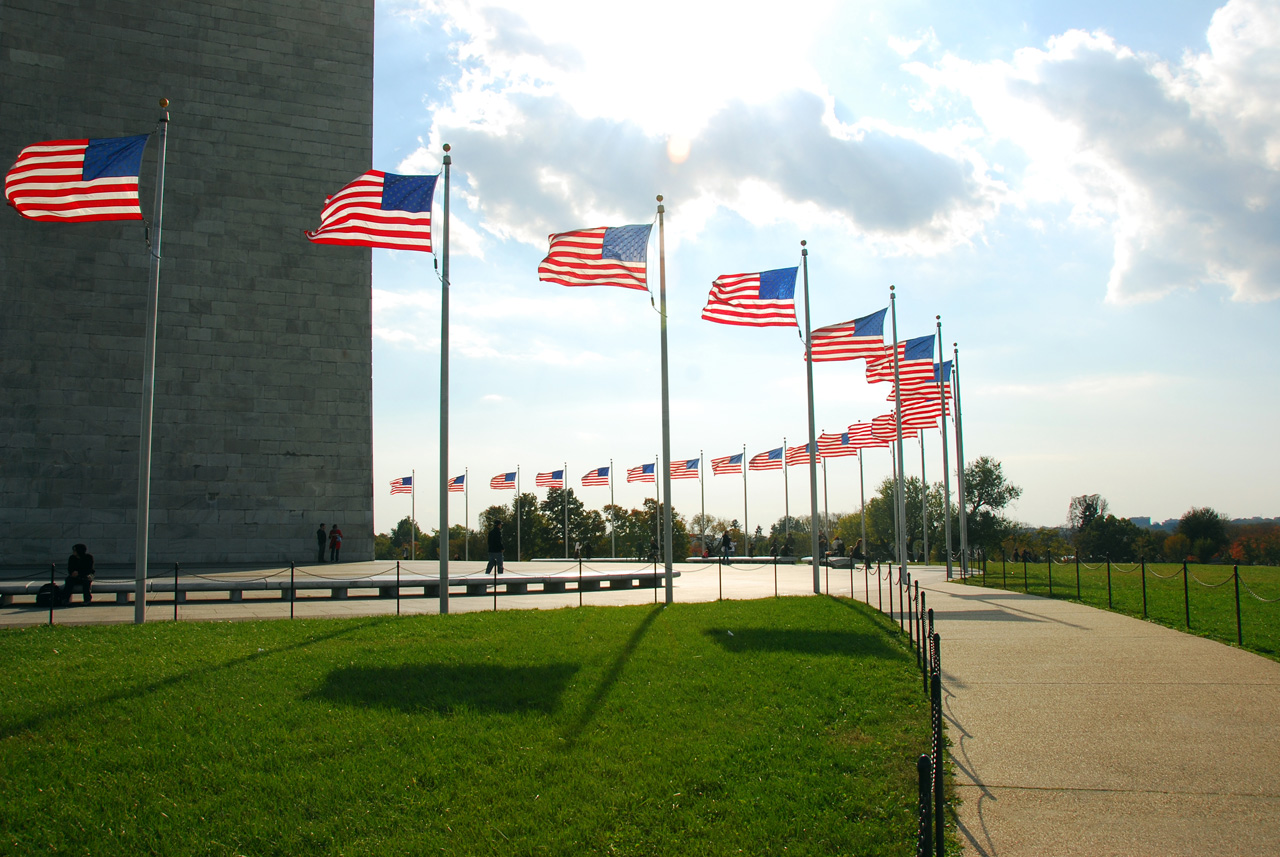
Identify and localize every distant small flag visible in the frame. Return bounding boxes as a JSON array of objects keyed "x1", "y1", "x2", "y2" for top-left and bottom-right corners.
[
  {"x1": 711, "y1": 453, "x2": 744, "y2": 475},
  {"x1": 536, "y1": 469, "x2": 565, "y2": 489},
  {"x1": 846, "y1": 422, "x2": 891, "y2": 449},
  {"x1": 701, "y1": 268, "x2": 799, "y2": 327},
  {"x1": 537, "y1": 224, "x2": 652, "y2": 290},
  {"x1": 306, "y1": 170, "x2": 437, "y2": 251},
  {"x1": 491, "y1": 471, "x2": 517, "y2": 489},
  {"x1": 807, "y1": 308, "x2": 888, "y2": 362},
  {"x1": 627, "y1": 463, "x2": 656, "y2": 483},
  {"x1": 582, "y1": 466, "x2": 610, "y2": 487},
  {"x1": 5, "y1": 135, "x2": 149, "y2": 222},
  {"x1": 669, "y1": 458, "x2": 700, "y2": 480},
  {"x1": 872, "y1": 413, "x2": 919, "y2": 441},
  {"x1": 817, "y1": 432, "x2": 859, "y2": 458},
  {"x1": 390, "y1": 476, "x2": 413, "y2": 495},
  {"x1": 749, "y1": 447, "x2": 785, "y2": 471},
  {"x1": 447, "y1": 474, "x2": 465, "y2": 493},
  {"x1": 785, "y1": 443, "x2": 821, "y2": 467}
]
